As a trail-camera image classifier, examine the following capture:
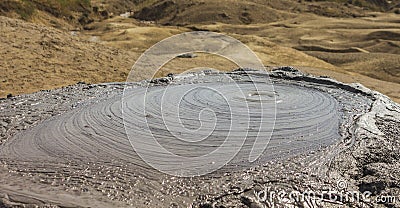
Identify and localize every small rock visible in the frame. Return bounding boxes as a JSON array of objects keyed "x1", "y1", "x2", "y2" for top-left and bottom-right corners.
[
  {"x1": 274, "y1": 66, "x2": 299, "y2": 73},
  {"x1": 199, "y1": 203, "x2": 213, "y2": 208},
  {"x1": 241, "y1": 196, "x2": 263, "y2": 208},
  {"x1": 0, "y1": 121, "x2": 8, "y2": 127},
  {"x1": 177, "y1": 53, "x2": 197, "y2": 58},
  {"x1": 150, "y1": 77, "x2": 172, "y2": 84}
]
